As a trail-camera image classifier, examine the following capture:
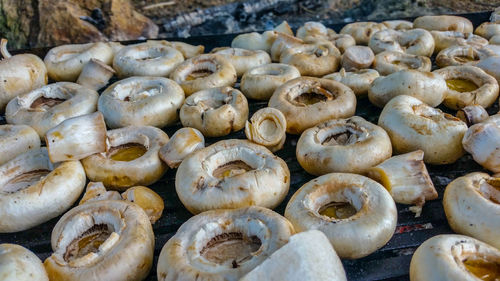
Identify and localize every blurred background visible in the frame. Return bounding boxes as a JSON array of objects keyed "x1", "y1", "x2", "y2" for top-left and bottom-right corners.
[{"x1": 1, "y1": 0, "x2": 499, "y2": 49}]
